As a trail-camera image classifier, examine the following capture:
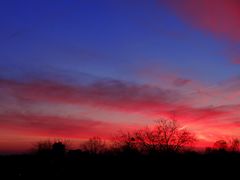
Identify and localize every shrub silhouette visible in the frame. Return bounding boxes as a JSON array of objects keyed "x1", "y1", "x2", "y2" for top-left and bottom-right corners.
[
  {"x1": 33, "y1": 140, "x2": 66, "y2": 157},
  {"x1": 213, "y1": 140, "x2": 228, "y2": 151},
  {"x1": 3, "y1": 122, "x2": 240, "y2": 178},
  {"x1": 81, "y1": 136, "x2": 106, "y2": 155},
  {"x1": 33, "y1": 140, "x2": 52, "y2": 157},
  {"x1": 52, "y1": 141, "x2": 66, "y2": 157},
  {"x1": 210, "y1": 138, "x2": 240, "y2": 153},
  {"x1": 112, "y1": 131, "x2": 139, "y2": 156}
]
